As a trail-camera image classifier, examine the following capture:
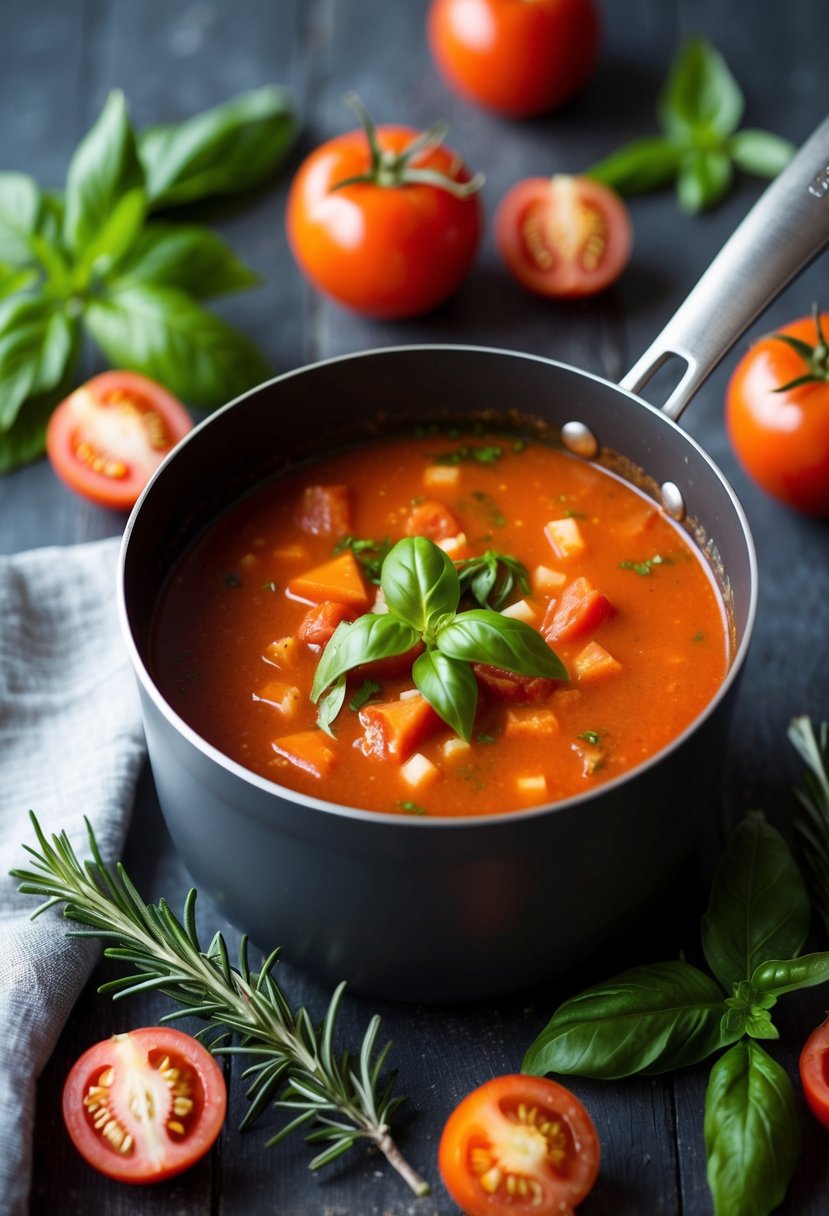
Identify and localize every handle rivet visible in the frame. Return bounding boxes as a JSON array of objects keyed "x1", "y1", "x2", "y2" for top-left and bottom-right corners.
[
  {"x1": 561, "y1": 421, "x2": 598, "y2": 459},
  {"x1": 661, "y1": 481, "x2": 686, "y2": 520}
]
